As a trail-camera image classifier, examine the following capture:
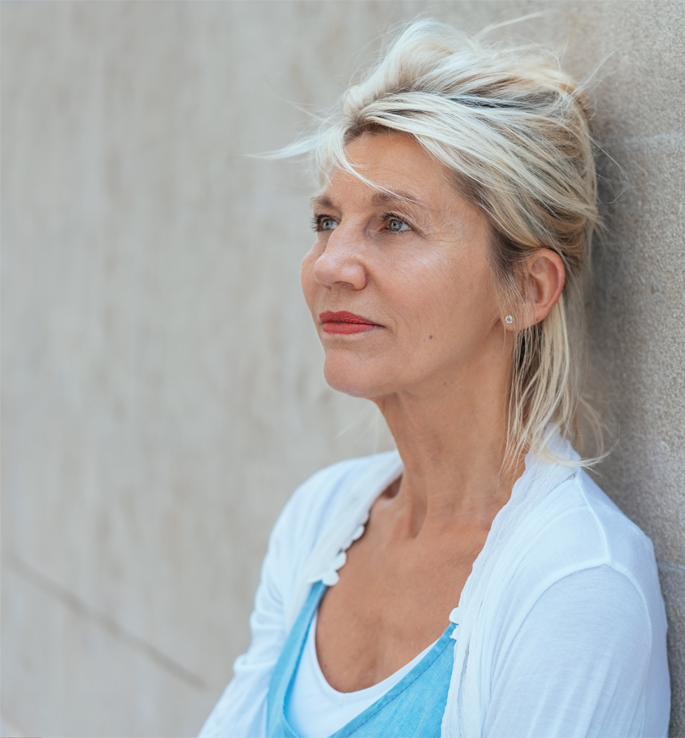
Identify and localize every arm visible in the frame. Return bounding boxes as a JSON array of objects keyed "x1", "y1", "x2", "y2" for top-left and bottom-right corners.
[
  {"x1": 198, "y1": 461, "x2": 352, "y2": 738},
  {"x1": 197, "y1": 517, "x2": 290, "y2": 738},
  {"x1": 484, "y1": 565, "x2": 666, "y2": 738}
]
